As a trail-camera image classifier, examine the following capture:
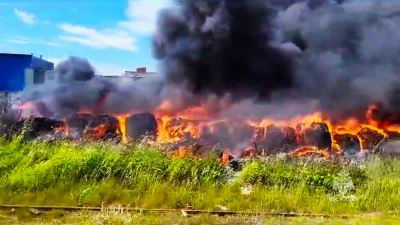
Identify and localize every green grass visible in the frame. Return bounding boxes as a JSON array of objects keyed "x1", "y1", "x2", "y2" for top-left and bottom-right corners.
[{"x1": 0, "y1": 137, "x2": 400, "y2": 216}]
